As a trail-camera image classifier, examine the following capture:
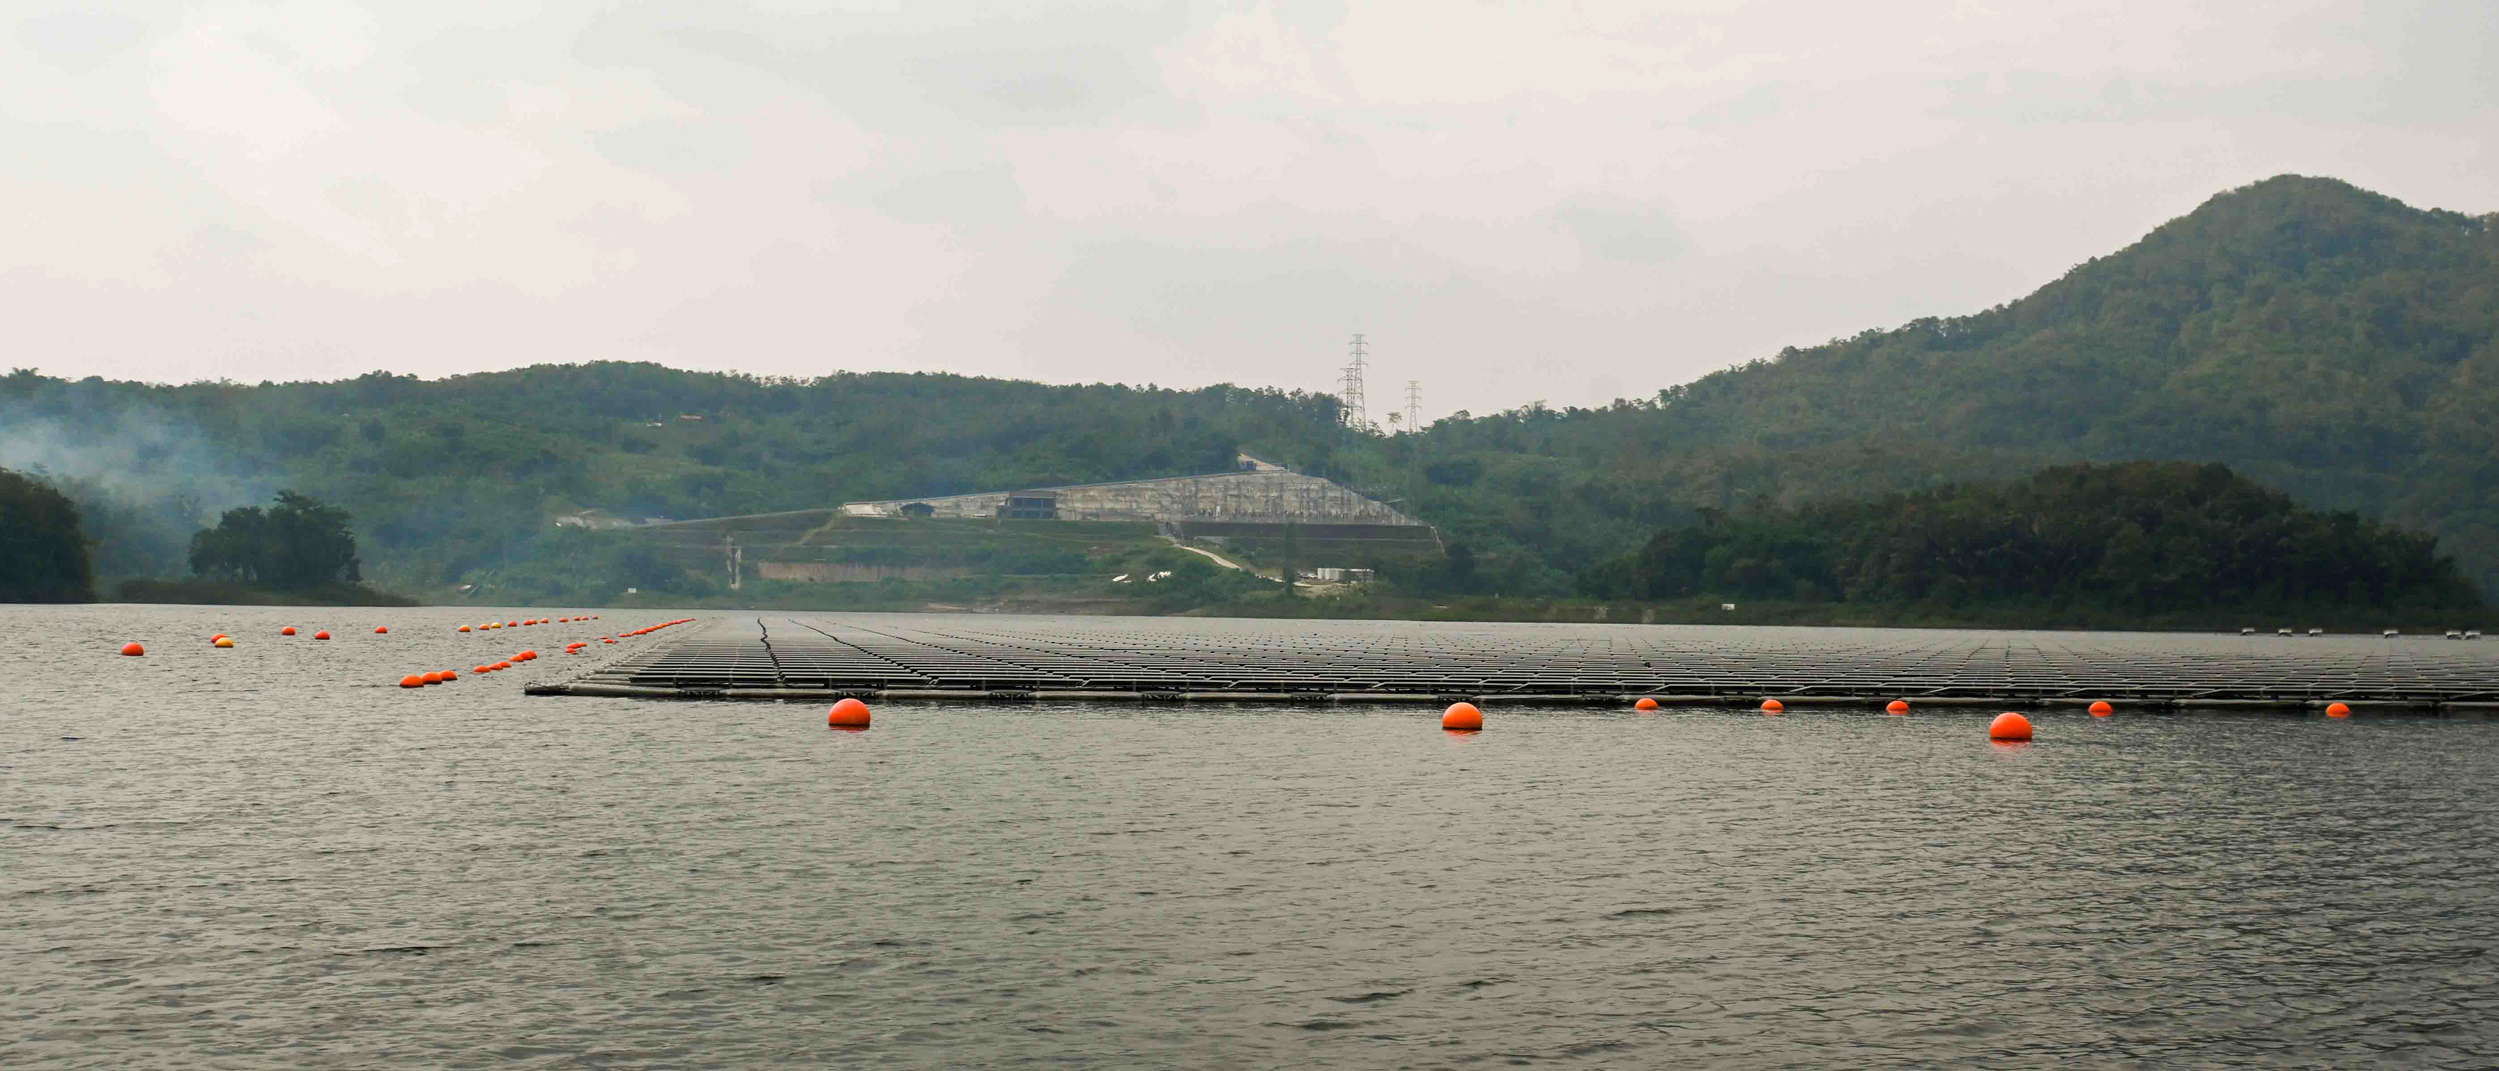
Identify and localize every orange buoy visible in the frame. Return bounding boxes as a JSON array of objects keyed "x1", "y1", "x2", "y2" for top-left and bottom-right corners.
[
  {"x1": 2088, "y1": 700, "x2": 2113, "y2": 716},
  {"x1": 1885, "y1": 699, "x2": 1909, "y2": 714},
  {"x1": 1989, "y1": 712, "x2": 2033, "y2": 741},
  {"x1": 1632, "y1": 696, "x2": 1659, "y2": 711},
  {"x1": 475, "y1": 665, "x2": 492, "y2": 674},
  {"x1": 828, "y1": 697, "x2": 872, "y2": 729},
  {"x1": 1760, "y1": 699, "x2": 1784, "y2": 714},
  {"x1": 603, "y1": 637, "x2": 616, "y2": 644},
  {"x1": 213, "y1": 636, "x2": 235, "y2": 648},
  {"x1": 458, "y1": 625, "x2": 471, "y2": 633},
  {"x1": 399, "y1": 675, "x2": 424, "y2": 688},
  {"x1": 495, "y1": 661, "x2": 511, "y2": 670},
  {"x1": 210, "y1": 633, "x2": 228, "y2": 643},
  {"x1": 421, "y1": 671, "x2": 443, "y2": 685},
  {"x1": 1441, "y1": 702, "x2": 1483, "y2": 731},
  {"x1": 2326, "y1": 703, "x2": 2351, "y2": 718},
  {"x1": 519, "y1": 650, "x2": 537, "y2": 661},
  {"x1": 313, "y1": 631, "x2": 331, "y2": 640},
  {"x1": 439, "y1": 669, "x2": 458, "y2": 681},
  {"x1": 374, "y1": 626, "x2": 389, "y2": 634},
  {"x1": 281, "y1": 626, "x2": 297, "y2": 636},
  {"x1": 120, "y1": 642, "x2": 145, "y2": 657}
]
